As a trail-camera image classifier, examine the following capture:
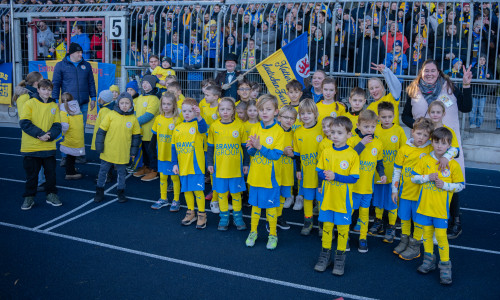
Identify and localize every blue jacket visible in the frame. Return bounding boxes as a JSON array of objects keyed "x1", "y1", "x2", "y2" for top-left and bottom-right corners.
[
  {"x1": 52, "y1": 55, "x2": 97, "y2": 106},
  {"x1": 71, "y1": 34, "x2": 91, "y2": 60}
]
